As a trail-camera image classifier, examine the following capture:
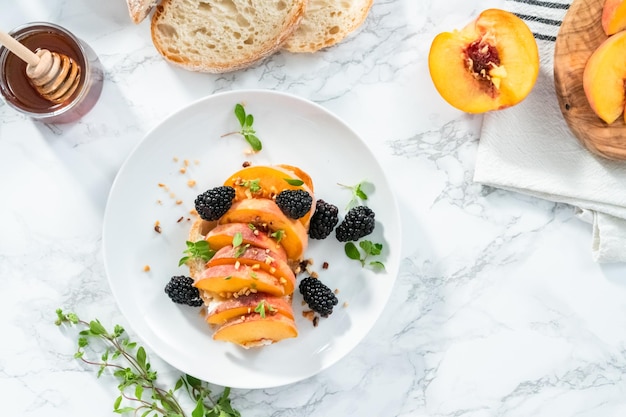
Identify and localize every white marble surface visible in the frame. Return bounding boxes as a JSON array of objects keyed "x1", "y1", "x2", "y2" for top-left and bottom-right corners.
[{"x1": 3, "y1": 0, "x2": 626, "y2": 416}]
